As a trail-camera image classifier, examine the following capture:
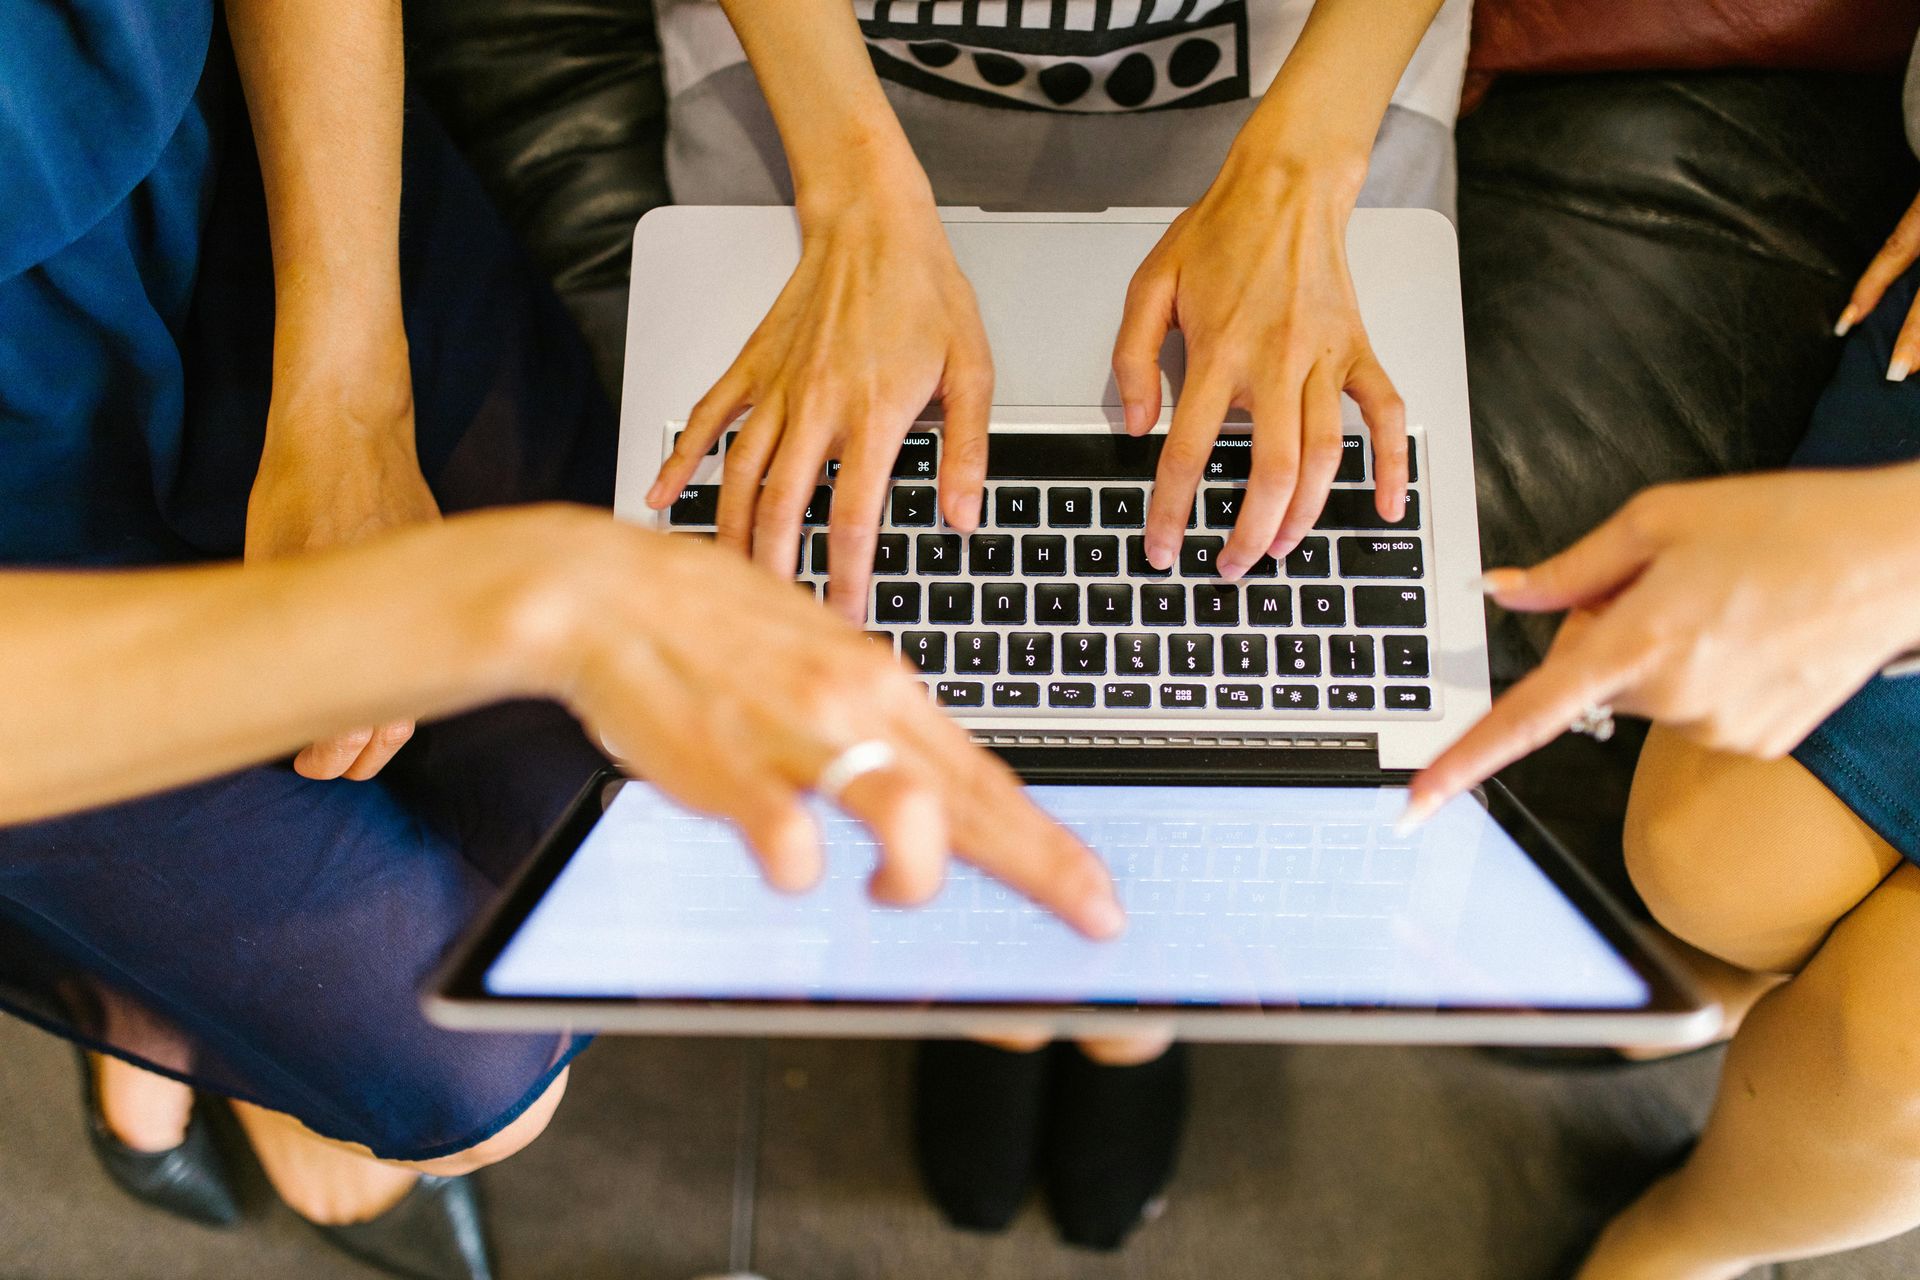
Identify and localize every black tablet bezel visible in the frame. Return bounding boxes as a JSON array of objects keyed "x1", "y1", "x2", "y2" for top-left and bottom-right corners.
[{"x1": 428, "y1": 751, "x2": 1704, "y2": 1025}]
